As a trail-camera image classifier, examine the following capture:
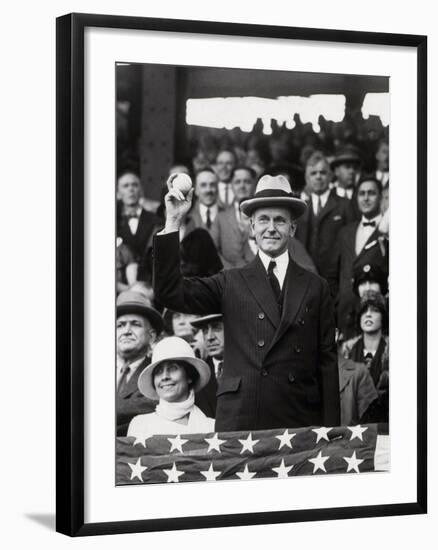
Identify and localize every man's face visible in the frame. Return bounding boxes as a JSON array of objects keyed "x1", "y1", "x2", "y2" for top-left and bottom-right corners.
[
  {"x1": 376, "y1": 142, "x2": 389, "y2": 171},
  {"x1": 251, "y1": 207, "x2": 295, "y2": 258},
  {"x1": 153, "y1": 361, "x2": 191, "y2": 403},
  {"x1": 201, "y1": 321, "x2": 224, "y2": 359},
  {"x1": 231, "y1": 169, "x2": 255, "y2": 202},
  {"x1": 117, "y1": 173, "x2": 141, "y2": 207},
  {"x1": 335, "y1": 162, "x2": 360, "y2": 189},
  {"x1": 358, "y1": 281, "x2": 381, "y2": 298},
  {"x1": 117, "y1": 314, "x2": 154, "y2": 359},
  {"x1": 360, "y1": 306, "x2": 383, "y2": 334},
  {"x1": 172, "y1": 312, "x2": 198, "y2": 339},
  {"x1": 305, "y1": 160, "x2": 331, "y2": 195},
  {"x1": 216, "y1": 151, "x2": 236, "y2": 183},
  {"x1": 357, "y1": 180, "x2": 381, "y2": 218},
  {"x1": 195, "y1": 171, "x2": 218, "y2": 207}
]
